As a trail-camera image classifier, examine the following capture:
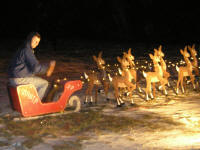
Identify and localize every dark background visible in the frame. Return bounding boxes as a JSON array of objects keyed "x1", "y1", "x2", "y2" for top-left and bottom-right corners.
[{"x1": 1, "y1": 1, "x2": 200, "y2": 44}]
